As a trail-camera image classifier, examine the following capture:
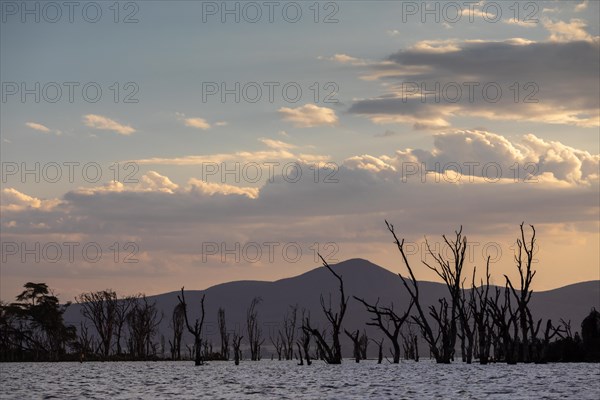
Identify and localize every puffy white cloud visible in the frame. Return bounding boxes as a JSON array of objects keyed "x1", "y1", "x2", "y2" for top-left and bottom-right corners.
[
  {"x1": 25, "y1": 122, "x2": 50, "y2": 133},
  {"x1": 347, "y1": 130, "x2": 598, "y2": 185},
  {"x1": 183, "y1": 117, "x2": 211, "y2": 130},
  {"x1": 279, "y1": 104, "x2": 339, "y2": 128},
  {"x1": 0, "y1": 188, "x2": 62, "y2": 212},
  {"x1": 543, "y1": 18, "x2": 596, "y2": 43},
  {"x1": 188, "y1": 179, "x2": 259, "y2": 199},
  {"x1": 82, "y1": 114, "x2": 135, "y2": 135}
]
